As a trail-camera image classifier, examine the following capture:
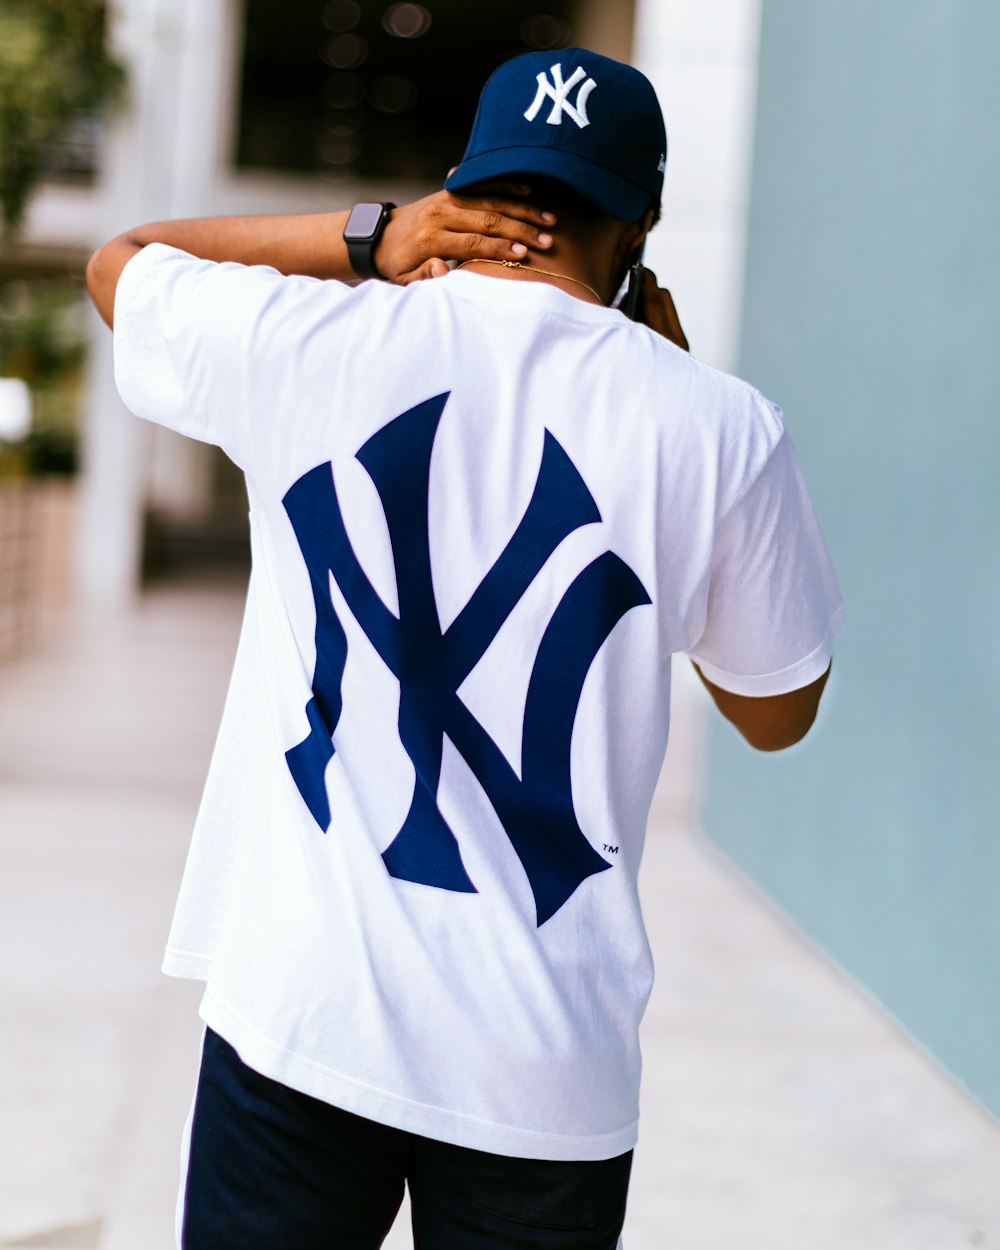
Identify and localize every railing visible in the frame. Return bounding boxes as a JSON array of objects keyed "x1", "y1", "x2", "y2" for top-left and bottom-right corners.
[{"x1": 0, "y1": 482, "x2": 36, "y2": 664}]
